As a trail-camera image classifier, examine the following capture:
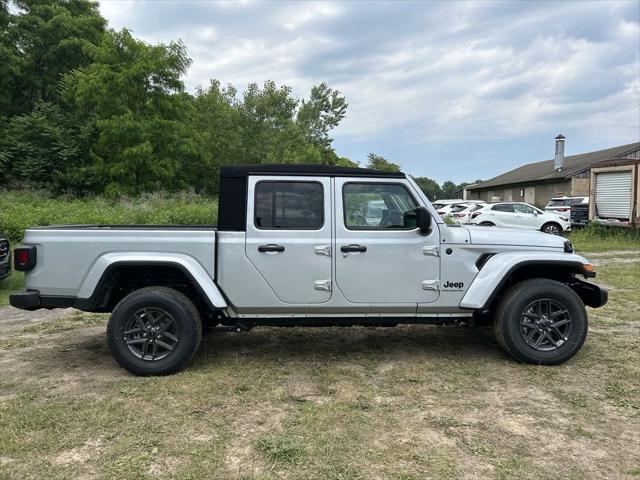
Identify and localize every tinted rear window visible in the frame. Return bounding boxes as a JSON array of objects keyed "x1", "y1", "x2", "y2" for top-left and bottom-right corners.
[
  {"x1": 255, "y1": 182, "x2": 324, "y2": 229},
  {"x1": 492, "y1": 204, "x2": 515, "y2": 212}
]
